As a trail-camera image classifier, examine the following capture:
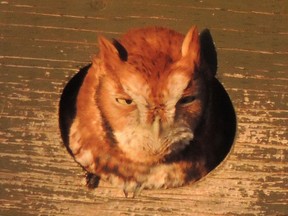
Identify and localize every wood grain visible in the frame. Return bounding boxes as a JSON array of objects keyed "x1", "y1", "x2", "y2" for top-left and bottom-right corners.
[{"x1": 0, "y1": 0, "x2": 287, "y2": 215}]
